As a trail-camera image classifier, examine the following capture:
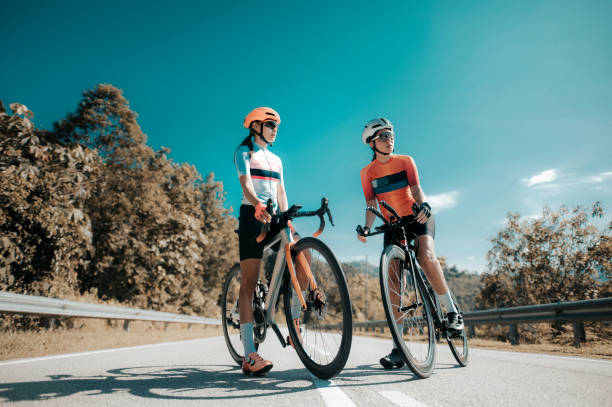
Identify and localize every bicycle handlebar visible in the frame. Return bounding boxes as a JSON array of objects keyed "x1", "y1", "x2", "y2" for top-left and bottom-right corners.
[
  {"x1": 256, "y1": 197, "x2": 334, "y2": 242},
  {"x1": 356, "y1": 201, "x2": 420, "y2": 238}
]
